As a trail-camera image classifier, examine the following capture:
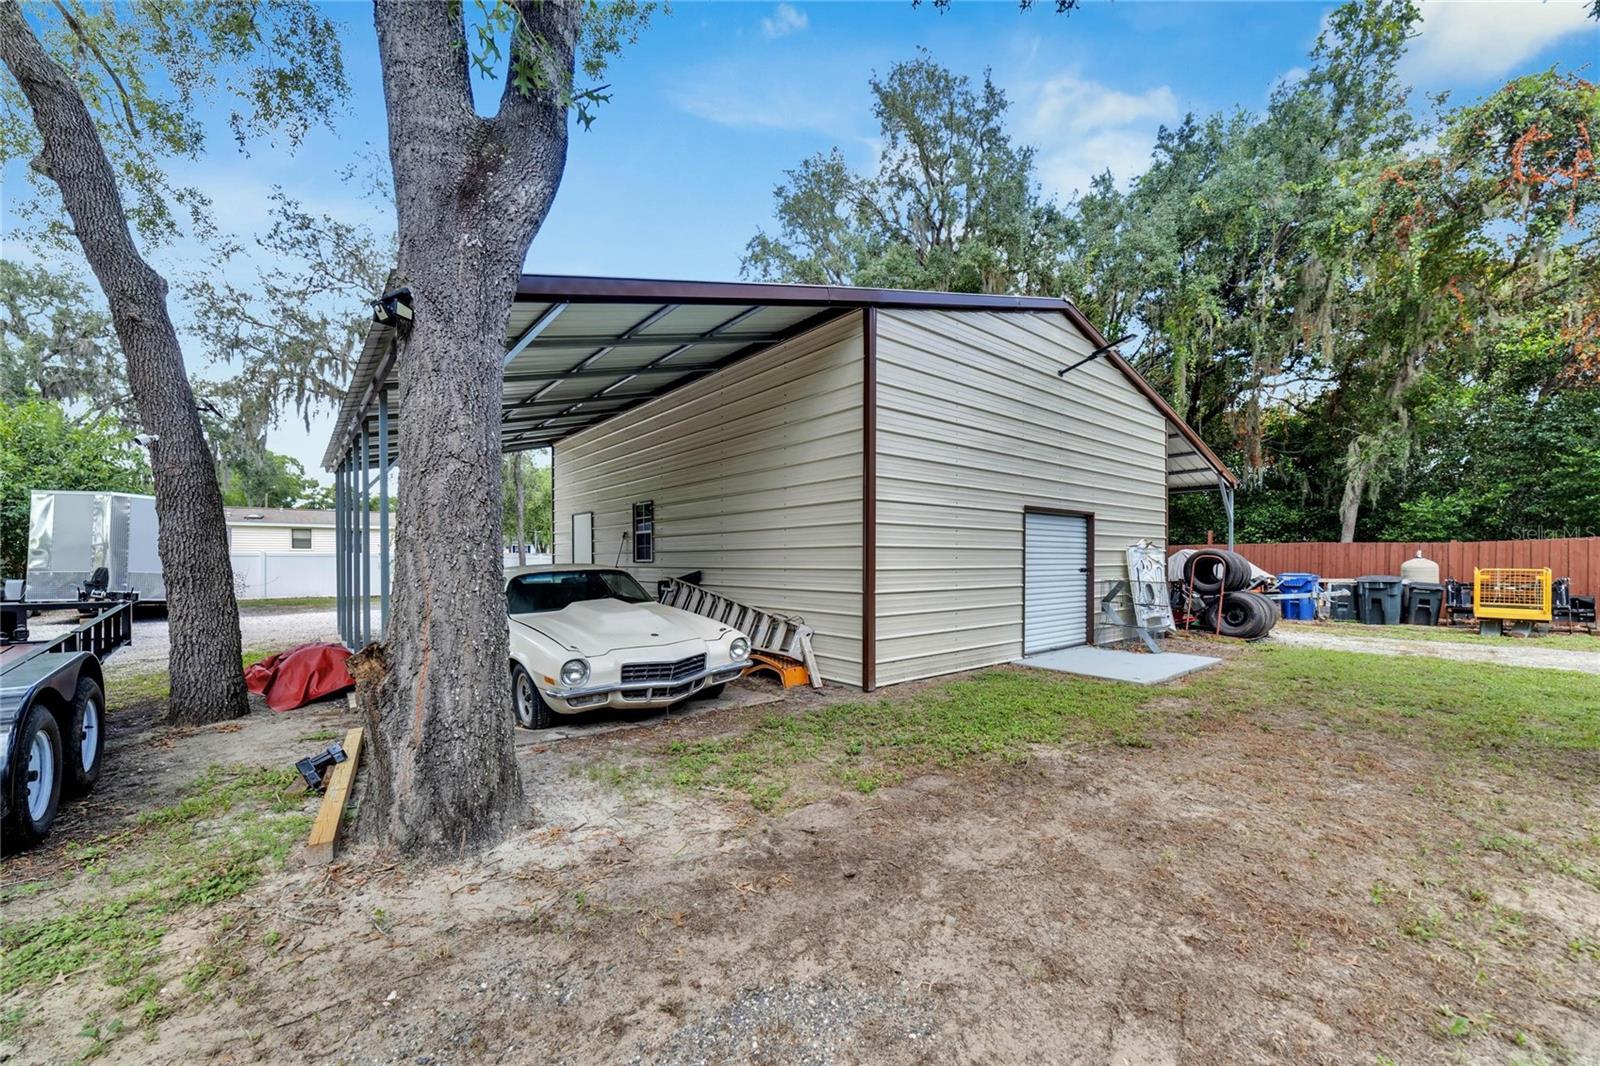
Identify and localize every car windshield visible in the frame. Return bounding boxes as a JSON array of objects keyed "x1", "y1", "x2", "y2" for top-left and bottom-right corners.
[{"x1": 506, "y1": 569, "x2": 654, "y2": 614}]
